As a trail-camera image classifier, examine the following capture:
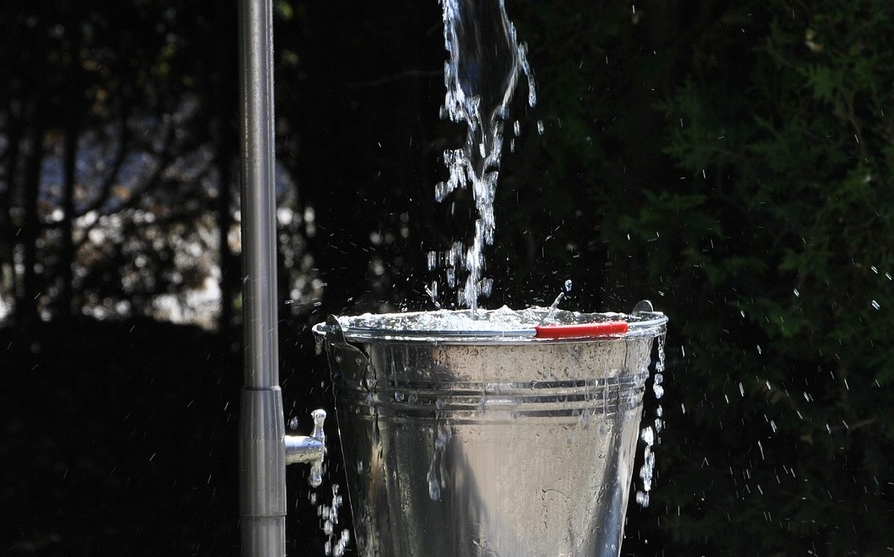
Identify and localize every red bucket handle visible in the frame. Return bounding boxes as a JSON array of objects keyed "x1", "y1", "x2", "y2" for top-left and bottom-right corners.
[{"x1": 534, "y1": 320, "x2": 629, "y2": 339}]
